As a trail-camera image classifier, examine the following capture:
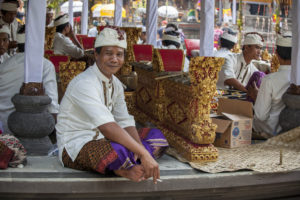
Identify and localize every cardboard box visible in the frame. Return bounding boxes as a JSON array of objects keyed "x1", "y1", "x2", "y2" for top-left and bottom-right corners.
[{"x1": 211, "y1": 98, "x2": 253, "y2": 148}]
